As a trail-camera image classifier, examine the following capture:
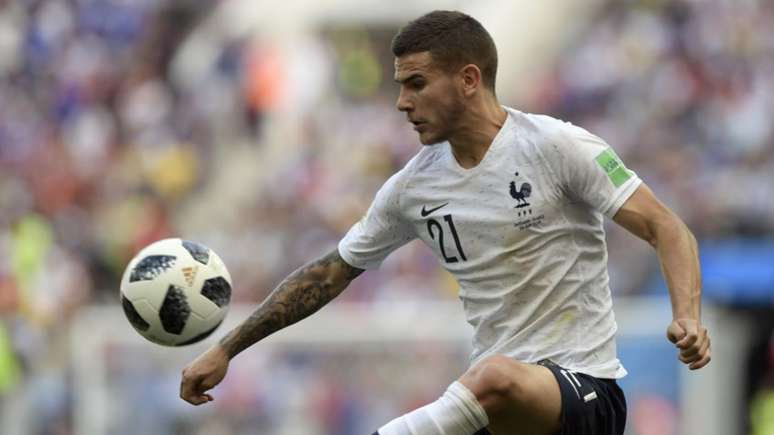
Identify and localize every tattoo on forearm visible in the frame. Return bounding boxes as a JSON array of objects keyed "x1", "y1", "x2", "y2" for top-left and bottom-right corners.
[{"x1": 219, "y1": 249, "x2": 364, "y2": 358}]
